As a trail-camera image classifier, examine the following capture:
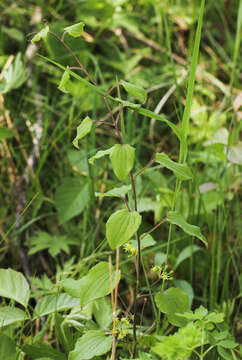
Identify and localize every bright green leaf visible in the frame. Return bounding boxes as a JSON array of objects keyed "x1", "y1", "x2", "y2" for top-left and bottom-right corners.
[
  {"x1": 155, "y1": 287, "x2": 190, "y2": 327},
  {"x1": 69, "y1": 330, "x2": 112, "y2": 360},
  {"x1": 34, "y1": 293, "x2": 80, "y2": 318},
  {"x1": 111, "y1": 97, "x2": 141, "y2": 109},
  {"x1": 110, "y1": 144, "x2": 135, "y2": 181},
  {"x1": 106, "y1": 209, "x2": 142, "y2": 249},
  {"x1": 93, "y1": 298, "x2": 113, "y2": 330},
  {"x1": 64, "y1": 22, "x2": 85, "y2": 38},
  {"x1": 55, "y1": 178, "x2": 89, "y2": 224},
  {"x1": 167, "y1": 211, "x2": 207, "y2": 246},
  {"x1": 72, "y1": 116, "x2": 93, "y2": 148},
  {"x1": 31, "y1": 25, "x2": 49, "y2": 43},
  {"x1": 121, "y1": 80, "x2": 147, "y2": 104},
  {"x1": 174, "y1": 279, "x2": 194, "y2": 308},
  {"x1": 218, "y1": 340, "x2": 238, "y2": 349},
  {"x1": 62, "y1": 278, "x2": 86, "y2": 298},
  {"x1": 58, "y1": 67, "x2": 71, "y2": 93},
  {"x1": 79, "y1": 262, "x2": 120, "y2": 307},
  {"x1": 0, "y1": 334, "x2": 15, "y2": 359},
  {"x1": 0, "y1": 307, "x2": 27, "y2": 327},
  {"x1": 156, "y1": 152, "x2": 193, "y2": 181},
  {"x1": 217, "y1": 346, "x2": 234, "y2": 360},
  {"x1": 0, "y1": 268, "x2": 30, "y2": 307},
  {"x1": 88, "y1": 147, "x2": 115, "y2": 165}
]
